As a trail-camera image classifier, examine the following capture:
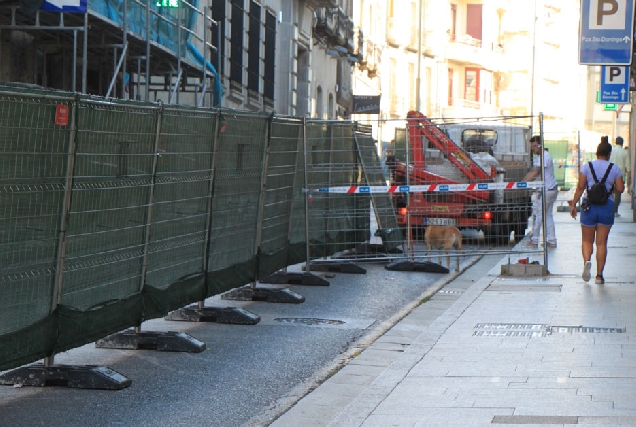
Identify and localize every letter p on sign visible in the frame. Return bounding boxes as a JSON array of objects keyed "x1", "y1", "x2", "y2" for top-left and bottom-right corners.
[{"x1": 590, "y1": 0, "x2": 627, "y2": 29}]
